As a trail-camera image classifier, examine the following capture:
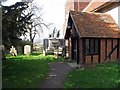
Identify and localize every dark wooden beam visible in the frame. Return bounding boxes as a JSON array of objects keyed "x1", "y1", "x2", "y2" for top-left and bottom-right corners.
[
  {"x1": 77, "y1": 38, "x2": 79, "y2": 65},
  {"x1": 82, "y1": 39, "x2": 86, "y2": 65},
  {"x1": 117, "y1": 39, "x2": 119, "y2": 59},
  {"x1": 94, "y1": 39, "x2": 95, "y2": 53},
  {"x1": 71, "y1": 38, "x2": 74, "y2": 60},
  {"x1": 89, "y1": 39, "x2": 90, "y2": 54},
  {"x1": 110, "y1": 39, "x2": 113, "y2": 59},
  {"x1": 98, "y1": 39, "x2": 101, "y2": 63},
  {"x1": 91, "y1": 55, "x2": 93, "y2": 64},
  {"x1": 83, "y1": 56, "x2": 86, "y2": 65},
  {"x1": 105, "y1": 39, "x2": 107, "y2": 62}
]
